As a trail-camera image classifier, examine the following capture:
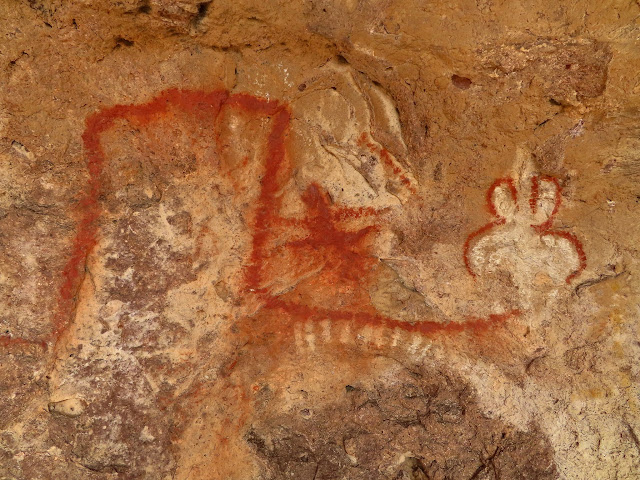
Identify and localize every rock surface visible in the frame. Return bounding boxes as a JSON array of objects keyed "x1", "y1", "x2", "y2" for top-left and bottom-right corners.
[{"x1": 1, "y1": 1, "x2": 639, "y2": 479}]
